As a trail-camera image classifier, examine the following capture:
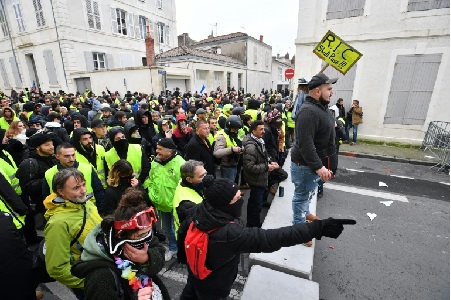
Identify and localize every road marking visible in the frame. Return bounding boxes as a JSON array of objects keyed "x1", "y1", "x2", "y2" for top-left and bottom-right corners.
[
  {"x1": 440, "y1": 182, "x2": 450, "y2": 186},
  {"x1": 324, "y1": 183, "x2": 409, "y2": 203},
  {"x1": 346, "y1": 168, "x2": 365, "y2": 172},
  {"x1": 390, "y1": 174, "x2": 415, "y2": 180}
]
